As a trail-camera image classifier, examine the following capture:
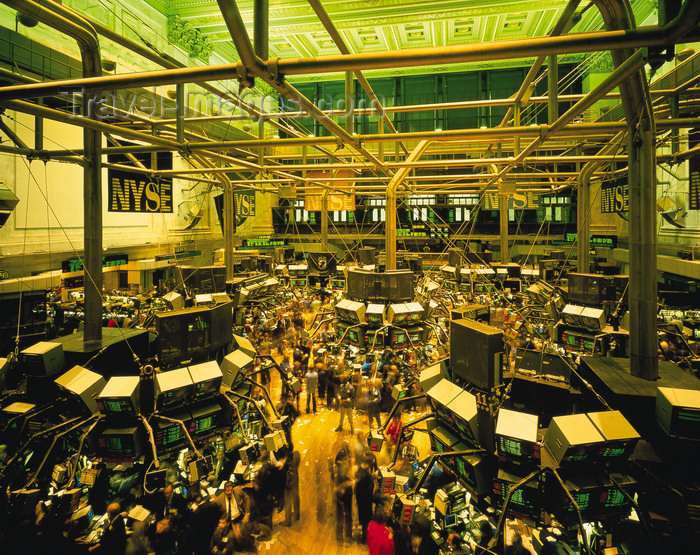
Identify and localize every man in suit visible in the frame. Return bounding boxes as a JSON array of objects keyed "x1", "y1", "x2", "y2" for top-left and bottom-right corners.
[
  {"x1": 355, "y1": 454, "x2": 374, "y2": 544},
  {"x1": 216, "y1": 481, "x2": 249, "y2": 525},
  {"x1": 216, "y1": 481, "x2": 254, "y2": 551},
  {"x1": 281, "y1": 446, "x2": 301, "y2": 526},
  {"x1": 89, "y1": 502, "x2": 126, "y2": 555},
  {"x1": 154, "y1": 483, "x2": 187, "y2": 521},
  {"x1": 336, "y1": 377, "x2": 355, "y2": 433}
]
